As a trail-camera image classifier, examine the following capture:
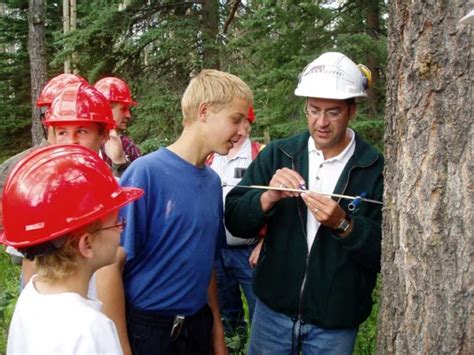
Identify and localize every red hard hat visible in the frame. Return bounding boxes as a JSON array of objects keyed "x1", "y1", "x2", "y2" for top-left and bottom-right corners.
[
  {"x1": 94, "y1": 77, "x2": 137, "y2": 106},
  {"x1": 36, "y1": 74, "x2": 88, "y2": 107},
  {"x1": 0, "y1": 144, "x2": 143, "y2": 248},
  {"x1": 43, "y1": 82, "x2": 116, "y2": 130},
  {"x1": 248, "y1": 106, "x2": 255, "y2": 124}
]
